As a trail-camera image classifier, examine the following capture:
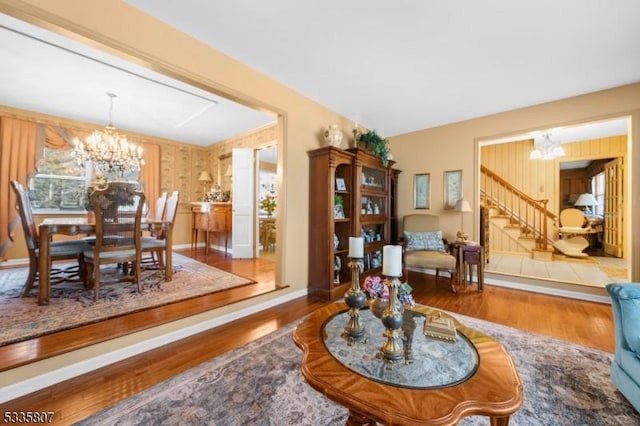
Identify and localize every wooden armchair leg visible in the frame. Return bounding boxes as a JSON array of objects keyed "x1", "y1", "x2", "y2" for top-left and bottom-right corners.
[{"x1": 449, "y1": 269, "x2": 458, "y2": 294}]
